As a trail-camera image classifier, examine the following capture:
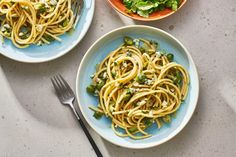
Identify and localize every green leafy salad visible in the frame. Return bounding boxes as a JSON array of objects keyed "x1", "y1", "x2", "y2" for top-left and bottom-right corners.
[{"x1": 123, "y1": 0, "x2": 181, "y2": 17}]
